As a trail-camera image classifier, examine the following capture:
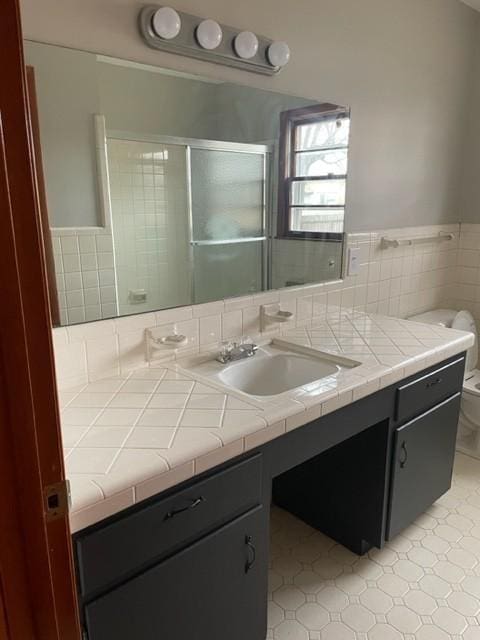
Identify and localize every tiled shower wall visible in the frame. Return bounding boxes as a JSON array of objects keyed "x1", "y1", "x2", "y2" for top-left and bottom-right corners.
[
  {"x1": 107, "y1": 138, "x2": 192, "y2": 316},
  {"x1": 53, "y1": 223, "x2": 460, "y2": 390},
  {"x1": 52, "y1": 228, "x2": 117, "y2": 325}
]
